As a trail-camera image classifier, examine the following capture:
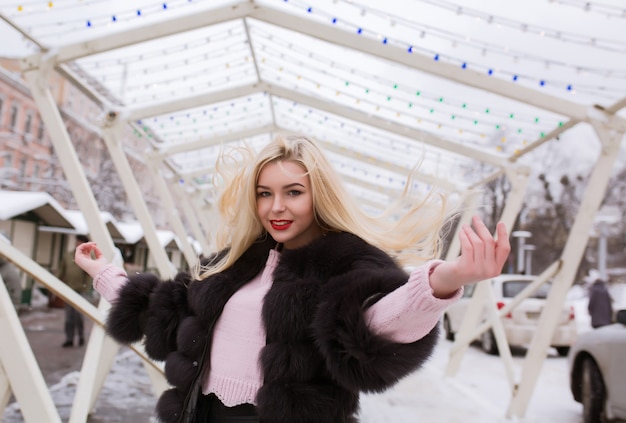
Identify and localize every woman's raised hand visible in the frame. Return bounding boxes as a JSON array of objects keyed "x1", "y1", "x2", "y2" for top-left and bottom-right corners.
[
  {"x1": 429, "y1": 215, "x2": 511, "y2": 298},
  {"x1": 75, "y1": 241, "x2": 110, "y2": 278}
]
